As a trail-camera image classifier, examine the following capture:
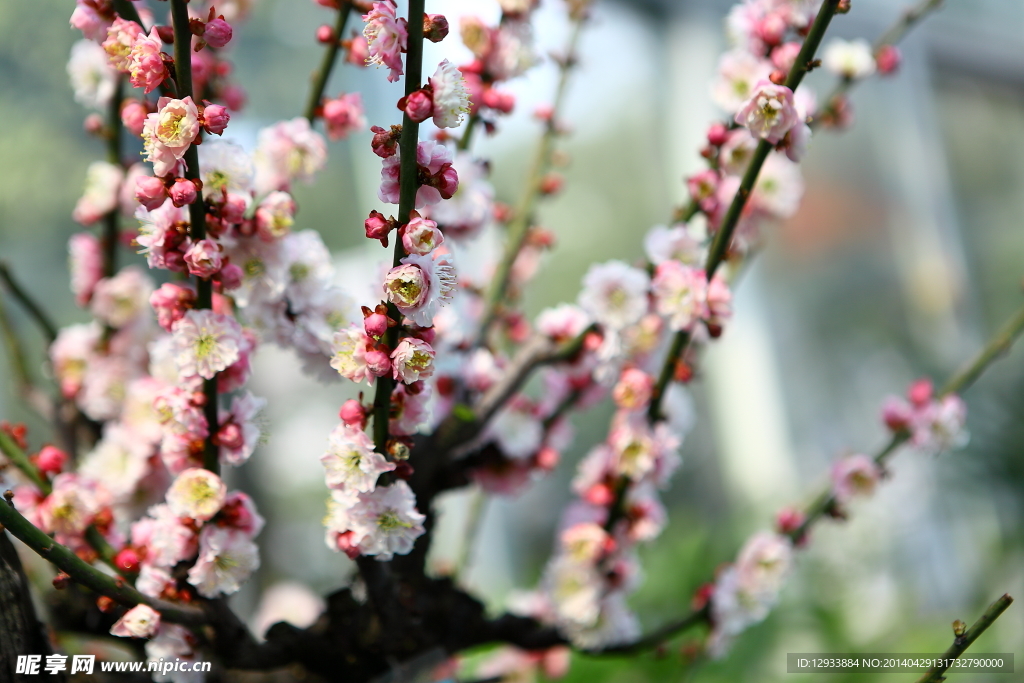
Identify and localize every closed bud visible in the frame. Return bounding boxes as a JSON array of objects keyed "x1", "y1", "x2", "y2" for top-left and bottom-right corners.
[
  {"x1": 204, "y1": 17, "x2": 233, "y2": 48},
  {"x1": 169, "y1": 178, "x2": 198, "y2": 207},
  {"x1": 424, "y1": 13, "x2": 449, "y2": 42},
  {"x1": 316, "y1": 24, "x2": 335, "y2": 44},
  {"x1": 202, "y1": 103, "x2": 230, "y2": 135}
]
